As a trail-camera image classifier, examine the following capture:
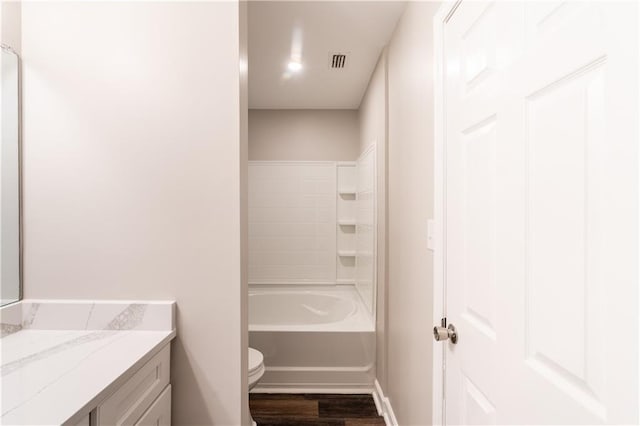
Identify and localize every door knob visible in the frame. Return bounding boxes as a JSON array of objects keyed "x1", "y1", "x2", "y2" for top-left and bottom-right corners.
[{"x1": 433, "y1": 323, "x2": 457, "y2": 344}]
